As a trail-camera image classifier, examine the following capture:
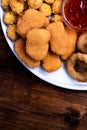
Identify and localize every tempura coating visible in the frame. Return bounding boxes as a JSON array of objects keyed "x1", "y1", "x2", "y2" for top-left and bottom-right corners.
[
  {"x1": 66, "y1": 53, "x2": 87, "y2": 82},
  {"x1": 26, "y1": 28, "x2": 50, "y2": 61},
  {"x1": 61, "y1": 27, "x2": 77, "y2": 60},
  {"x1": 14, "y1": 39, "x2": 40, "y2": 68},
  {"x1": 46, "y1": 22, "x2": 68, "y2": 56},
  {"x1": 7, "y1": 25, "x2": 18, "y2": 41},
  {"x1": 17, "y1": 9, "x2": 49, "y2": 38},
  {"x1": 42, "y1": 51, "x2": 62, "y2": 72},
  {"x1": 77, "y1": 32, "x2": 87, "y2": 54}
]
